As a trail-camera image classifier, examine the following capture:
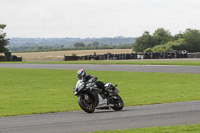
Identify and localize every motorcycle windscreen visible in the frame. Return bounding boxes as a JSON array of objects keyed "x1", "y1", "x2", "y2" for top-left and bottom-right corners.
[
  {"x1": 75, "y1": 80, "x2": 85, "y2": 92},
  {"x1": 115, "y1": 88, "x2": 119, "y2": 93}
]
